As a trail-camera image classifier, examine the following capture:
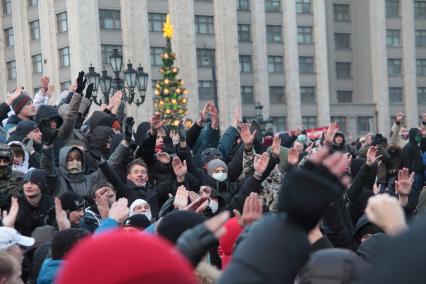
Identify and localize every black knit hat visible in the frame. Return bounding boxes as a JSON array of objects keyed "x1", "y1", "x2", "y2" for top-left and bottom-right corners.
[
  {"x1": 12, "y1": 93, "x2": 32, "y2": 115},
  {"x1": 157, "y1": 211, "x2": 204, "y2": 244},
  {"x1": 24, "y1": 169, "x2": 47, "y2": 193},
  {"x1": 124, "y1": 215, "x2": 151, "y2": 230},
  {"x1": 60, "y1": 192, "x2": 85, "y2": 212}
]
